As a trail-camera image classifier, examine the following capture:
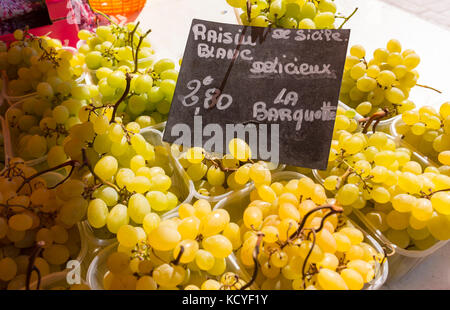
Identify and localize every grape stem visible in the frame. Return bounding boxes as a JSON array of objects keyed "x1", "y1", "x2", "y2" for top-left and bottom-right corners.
[
  {"x1": 240, "y1": 233, "x2": 263, "y2": 290},
  {"x1": 85, "y1": 1, "x2": 118, "y2": 27},
  {"x1": 81, "y1": 148, "x2": 120, "y2": 192},
  {"x1": 16, "y1": 160, "x2": 80, "y2": 193},
  {"x1": 421, "y1": 188, "x2": 450, "y2": 199},
  {"x1": 26, "y1": 241, "x2": 45, "y2": 290},
  {"x1": 110, "y1": 73, "x2": 133, "y2": 124},
  {"x1": 133, "y1": 29, "x2": 152, "y2": 73},
  {"x1": 171, "y1": 245, "x2": 184, "y2": 265},
  {"x1": 301, "y1": 229, "x2": 316, "y2": 287},
  {"x1": 416, "y1": 84, "x2": 442, "y2": 94},
  {"x1": 360, "y1": 108, "x2": 390, "y2": 134},
  {"x1": 289, "y1": 204, "x2": 343, "y2": 240},
  {"x1": 338, "y1": 7, "x2": 358, "y2": 29},
  {"x1": 335, "y1": 167, "x2": 353, "y2": 190},
  {"x1": 246, "y1": 0, "x2": 252, "y2": 23}
]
